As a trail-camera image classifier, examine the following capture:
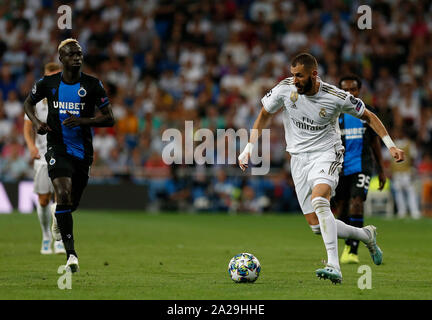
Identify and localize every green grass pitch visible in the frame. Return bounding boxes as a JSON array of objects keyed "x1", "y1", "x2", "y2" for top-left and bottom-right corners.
[{"x1": 0, "y1": 210, "x2": 431, "y2": 300}]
